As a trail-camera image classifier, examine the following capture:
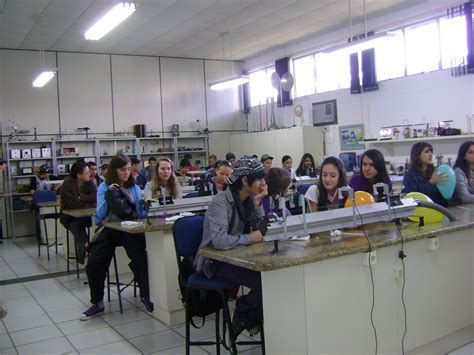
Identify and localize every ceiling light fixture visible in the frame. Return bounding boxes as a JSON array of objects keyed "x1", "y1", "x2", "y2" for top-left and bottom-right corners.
[
  {"x1": 84, "y1": 2, "x2": 136, "y2": 41},
  {"x1": 31, "y1": 14, "x2": 57, "y2": 88},
  {"x1": 209, "y1": 32, "x2": 248, "y2": 91}
]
